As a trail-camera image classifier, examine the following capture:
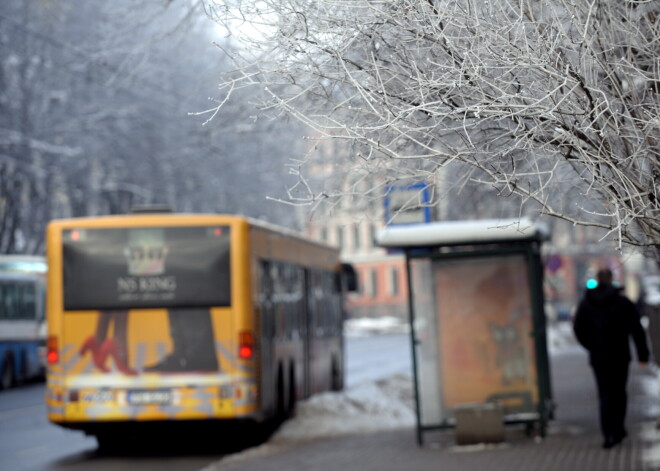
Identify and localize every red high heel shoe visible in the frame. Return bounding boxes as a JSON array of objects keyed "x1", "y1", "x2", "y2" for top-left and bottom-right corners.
[
  {"x1": 79, "y1": 336, "x2": 109, "y2": 372},
  {"x1": 100, "y1": 339, "x2": 137, "y2": 376}
]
